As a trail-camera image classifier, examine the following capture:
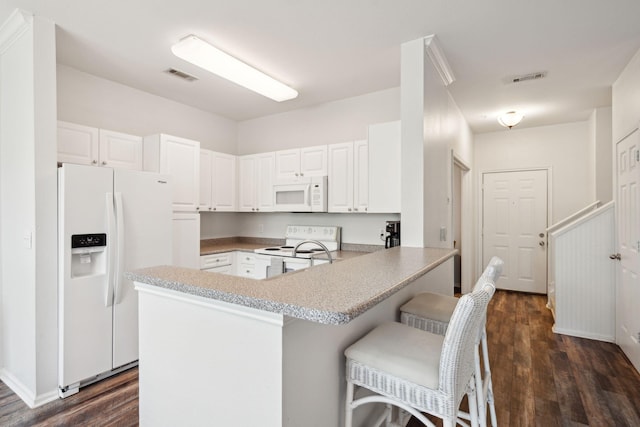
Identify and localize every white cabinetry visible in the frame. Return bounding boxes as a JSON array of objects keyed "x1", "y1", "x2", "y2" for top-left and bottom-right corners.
[
  {"x1": 173, "y1": 213, "x2": 200, "y2": 269},
  {"x1": 239, "y1": 152, "x2": 275, "y2": 212},
  {"x1": 57, "y1": 121, "x2": 142, "y2": 170},
  {"x1": 235, "y1": 252, "x2": 257, "y2": 278},
  {"x1": 144, "y1": 134, "x2": 200, "y2": 212},
  {"x1": 327, "y1": 140, "x2": 368, "y2": 213},
  {"x1": 368, "y1": 121, "x2": 401, "y2": 213},
  {"x1": 200, "y1": 149, "x2": 237, "y2": 212},
  {"x1": 200, "y1": 252, "x2": 235, "y2": 274},
  {"x1": 275, "y1": 145, "x2": 327, "y2": 180}
]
